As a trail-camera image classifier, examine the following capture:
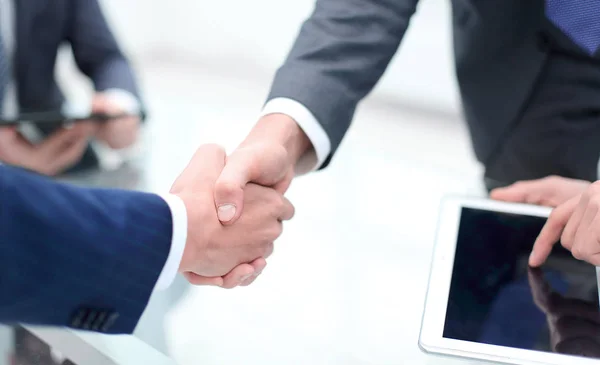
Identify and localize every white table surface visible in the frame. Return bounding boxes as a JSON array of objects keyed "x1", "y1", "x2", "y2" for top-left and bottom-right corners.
[
  {"x1": 56, "y1": 65, "x2": 492, "y2": 365},
  {"x1": 62, "y1": 137, "x2": 488, "y2": 365}
]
